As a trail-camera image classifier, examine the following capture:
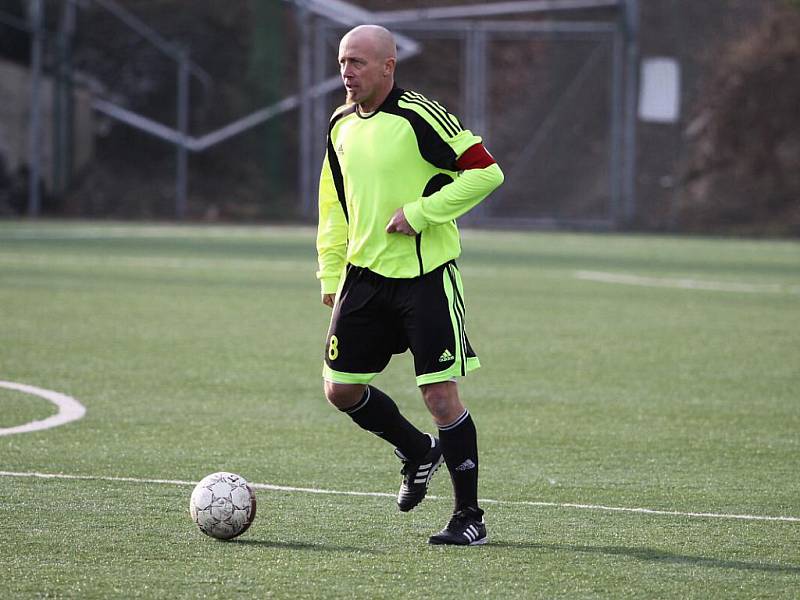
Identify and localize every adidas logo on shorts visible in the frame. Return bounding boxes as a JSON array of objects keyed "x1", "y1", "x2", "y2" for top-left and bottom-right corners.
[{"x1": 438, "y1": 349, "x2": 455, "y2": 363}]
